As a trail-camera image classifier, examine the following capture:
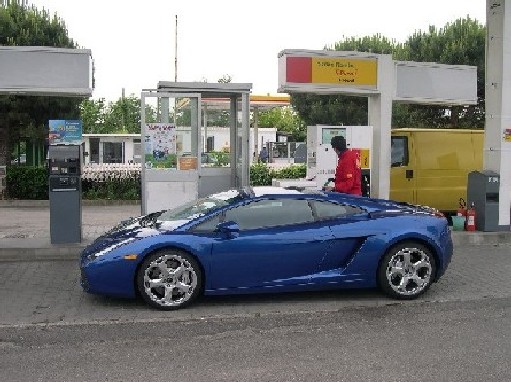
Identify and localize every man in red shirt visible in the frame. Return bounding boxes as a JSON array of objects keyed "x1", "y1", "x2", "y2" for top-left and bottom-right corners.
[{"x1": 323, "y1": 135, "x2": 362, "y2": 195}]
